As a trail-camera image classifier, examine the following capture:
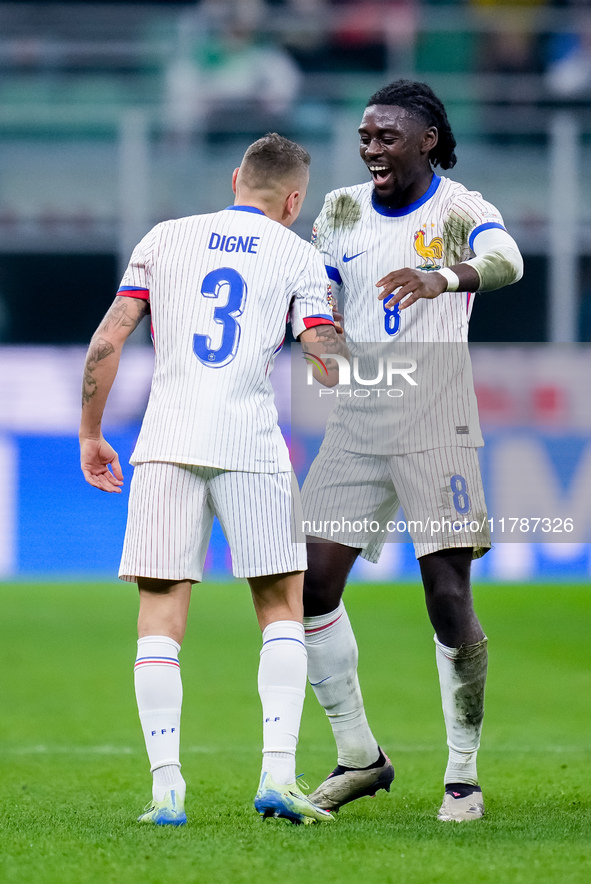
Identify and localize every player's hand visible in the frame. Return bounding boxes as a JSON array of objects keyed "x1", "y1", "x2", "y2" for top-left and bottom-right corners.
[
  {"x1": 377, "y1": 268, "x2": 447, "y2": 310},
  {"x1": 332, "y1": 307, "x2": 345, "y2": 335},
  {"x1": 80, "y1": 436, "x2": 124, "y2": 493}
]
